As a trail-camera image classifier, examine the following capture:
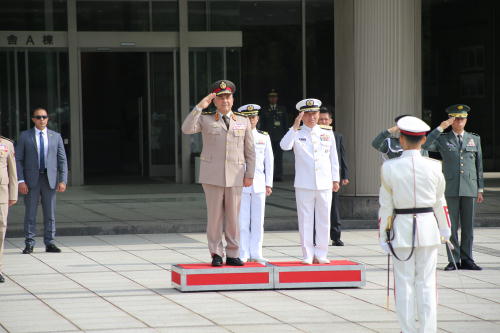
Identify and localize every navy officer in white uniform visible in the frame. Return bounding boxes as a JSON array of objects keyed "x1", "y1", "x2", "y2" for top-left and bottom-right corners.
[
  {"x1": 378, "y1": 116, "x2": 451, "y2": 333},
  {"x1": 280, "y1": 98, "x2": 340, "y2": 264},
  {"x1": 236, "y1": 104, "x2": 274, "y2": 263}
]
